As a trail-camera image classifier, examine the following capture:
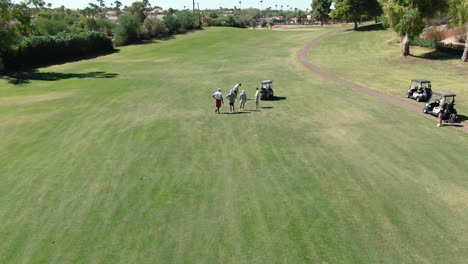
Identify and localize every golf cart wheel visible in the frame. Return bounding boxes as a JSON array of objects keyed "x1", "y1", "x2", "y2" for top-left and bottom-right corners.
[
  {"x1": 416, "y1": 97, "x2": 421, "y2": 102},
  {"x1": 423, "y1": 108, "x2": 428, "y2": 114},
  {"x1": 406, "y1": 93, "x2": 410, "y2": 98},
  {"x1": 449, "y1": 114, "x2": 457, "y2": 123}
]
